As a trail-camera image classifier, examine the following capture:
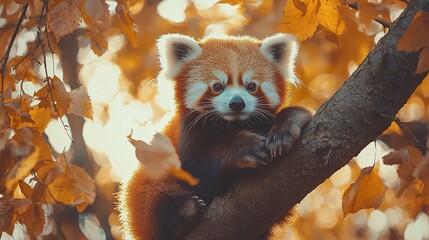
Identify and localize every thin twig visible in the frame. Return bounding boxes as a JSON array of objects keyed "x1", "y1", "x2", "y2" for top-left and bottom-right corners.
[
  {"x1": 347, "y1": 2, "x2": 391, "y2": 29},
  {"x1": 0, "y1": 3, "x2": 29, "y2": 105},
  {"x1": 12, "y1": 38, "x2": 42, "y2": 70},
  {"x1": 36, "y1": 0, "x2": 74, "y2": 142}
]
